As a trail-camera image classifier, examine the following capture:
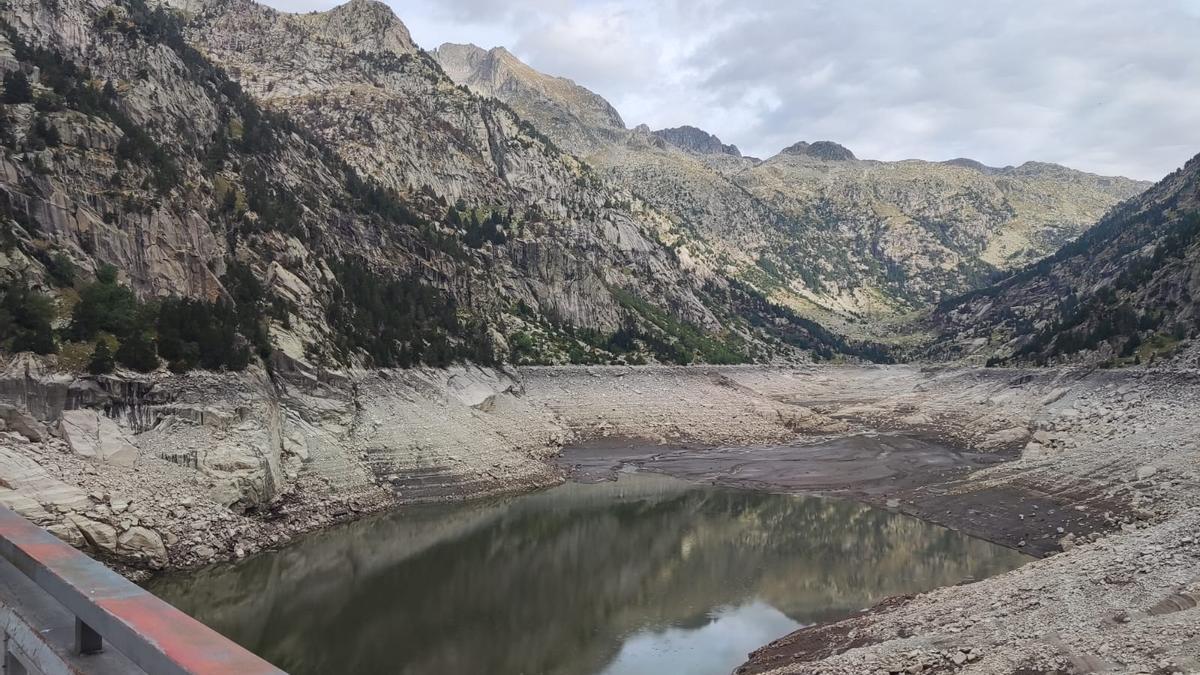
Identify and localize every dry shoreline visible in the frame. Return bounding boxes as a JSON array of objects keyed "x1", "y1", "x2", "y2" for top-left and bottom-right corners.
[
  {"x1": 1, "y1": 362, "x2": 1198, "y2": 672},
  {"x1": 559, "y1": 430, "x2": 1112, "y2": 559}
]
